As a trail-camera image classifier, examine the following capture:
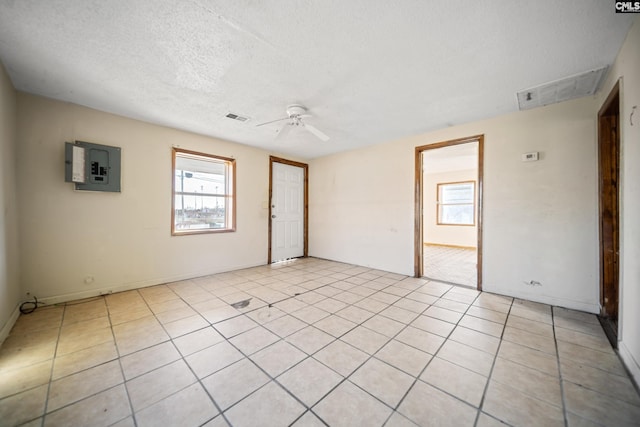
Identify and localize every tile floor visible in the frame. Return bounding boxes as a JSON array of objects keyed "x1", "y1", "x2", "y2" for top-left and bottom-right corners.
[
  {"x1": 0, "y1": 257, "x2": 639, "y2": 427},
  {"x1": 424, "y1": 244, "x2": 477, "y2": 288}
]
